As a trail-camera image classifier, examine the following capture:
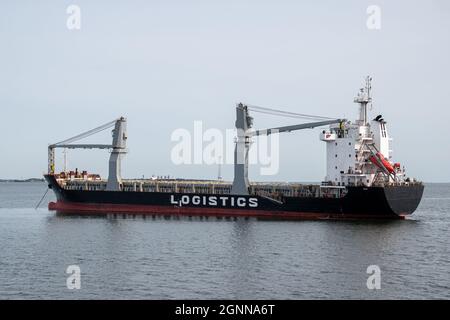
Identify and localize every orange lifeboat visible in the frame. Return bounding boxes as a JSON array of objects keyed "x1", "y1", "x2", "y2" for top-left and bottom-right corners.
[{"x1": 369, "y1": 152, "x2": 395, "y2": 174}]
